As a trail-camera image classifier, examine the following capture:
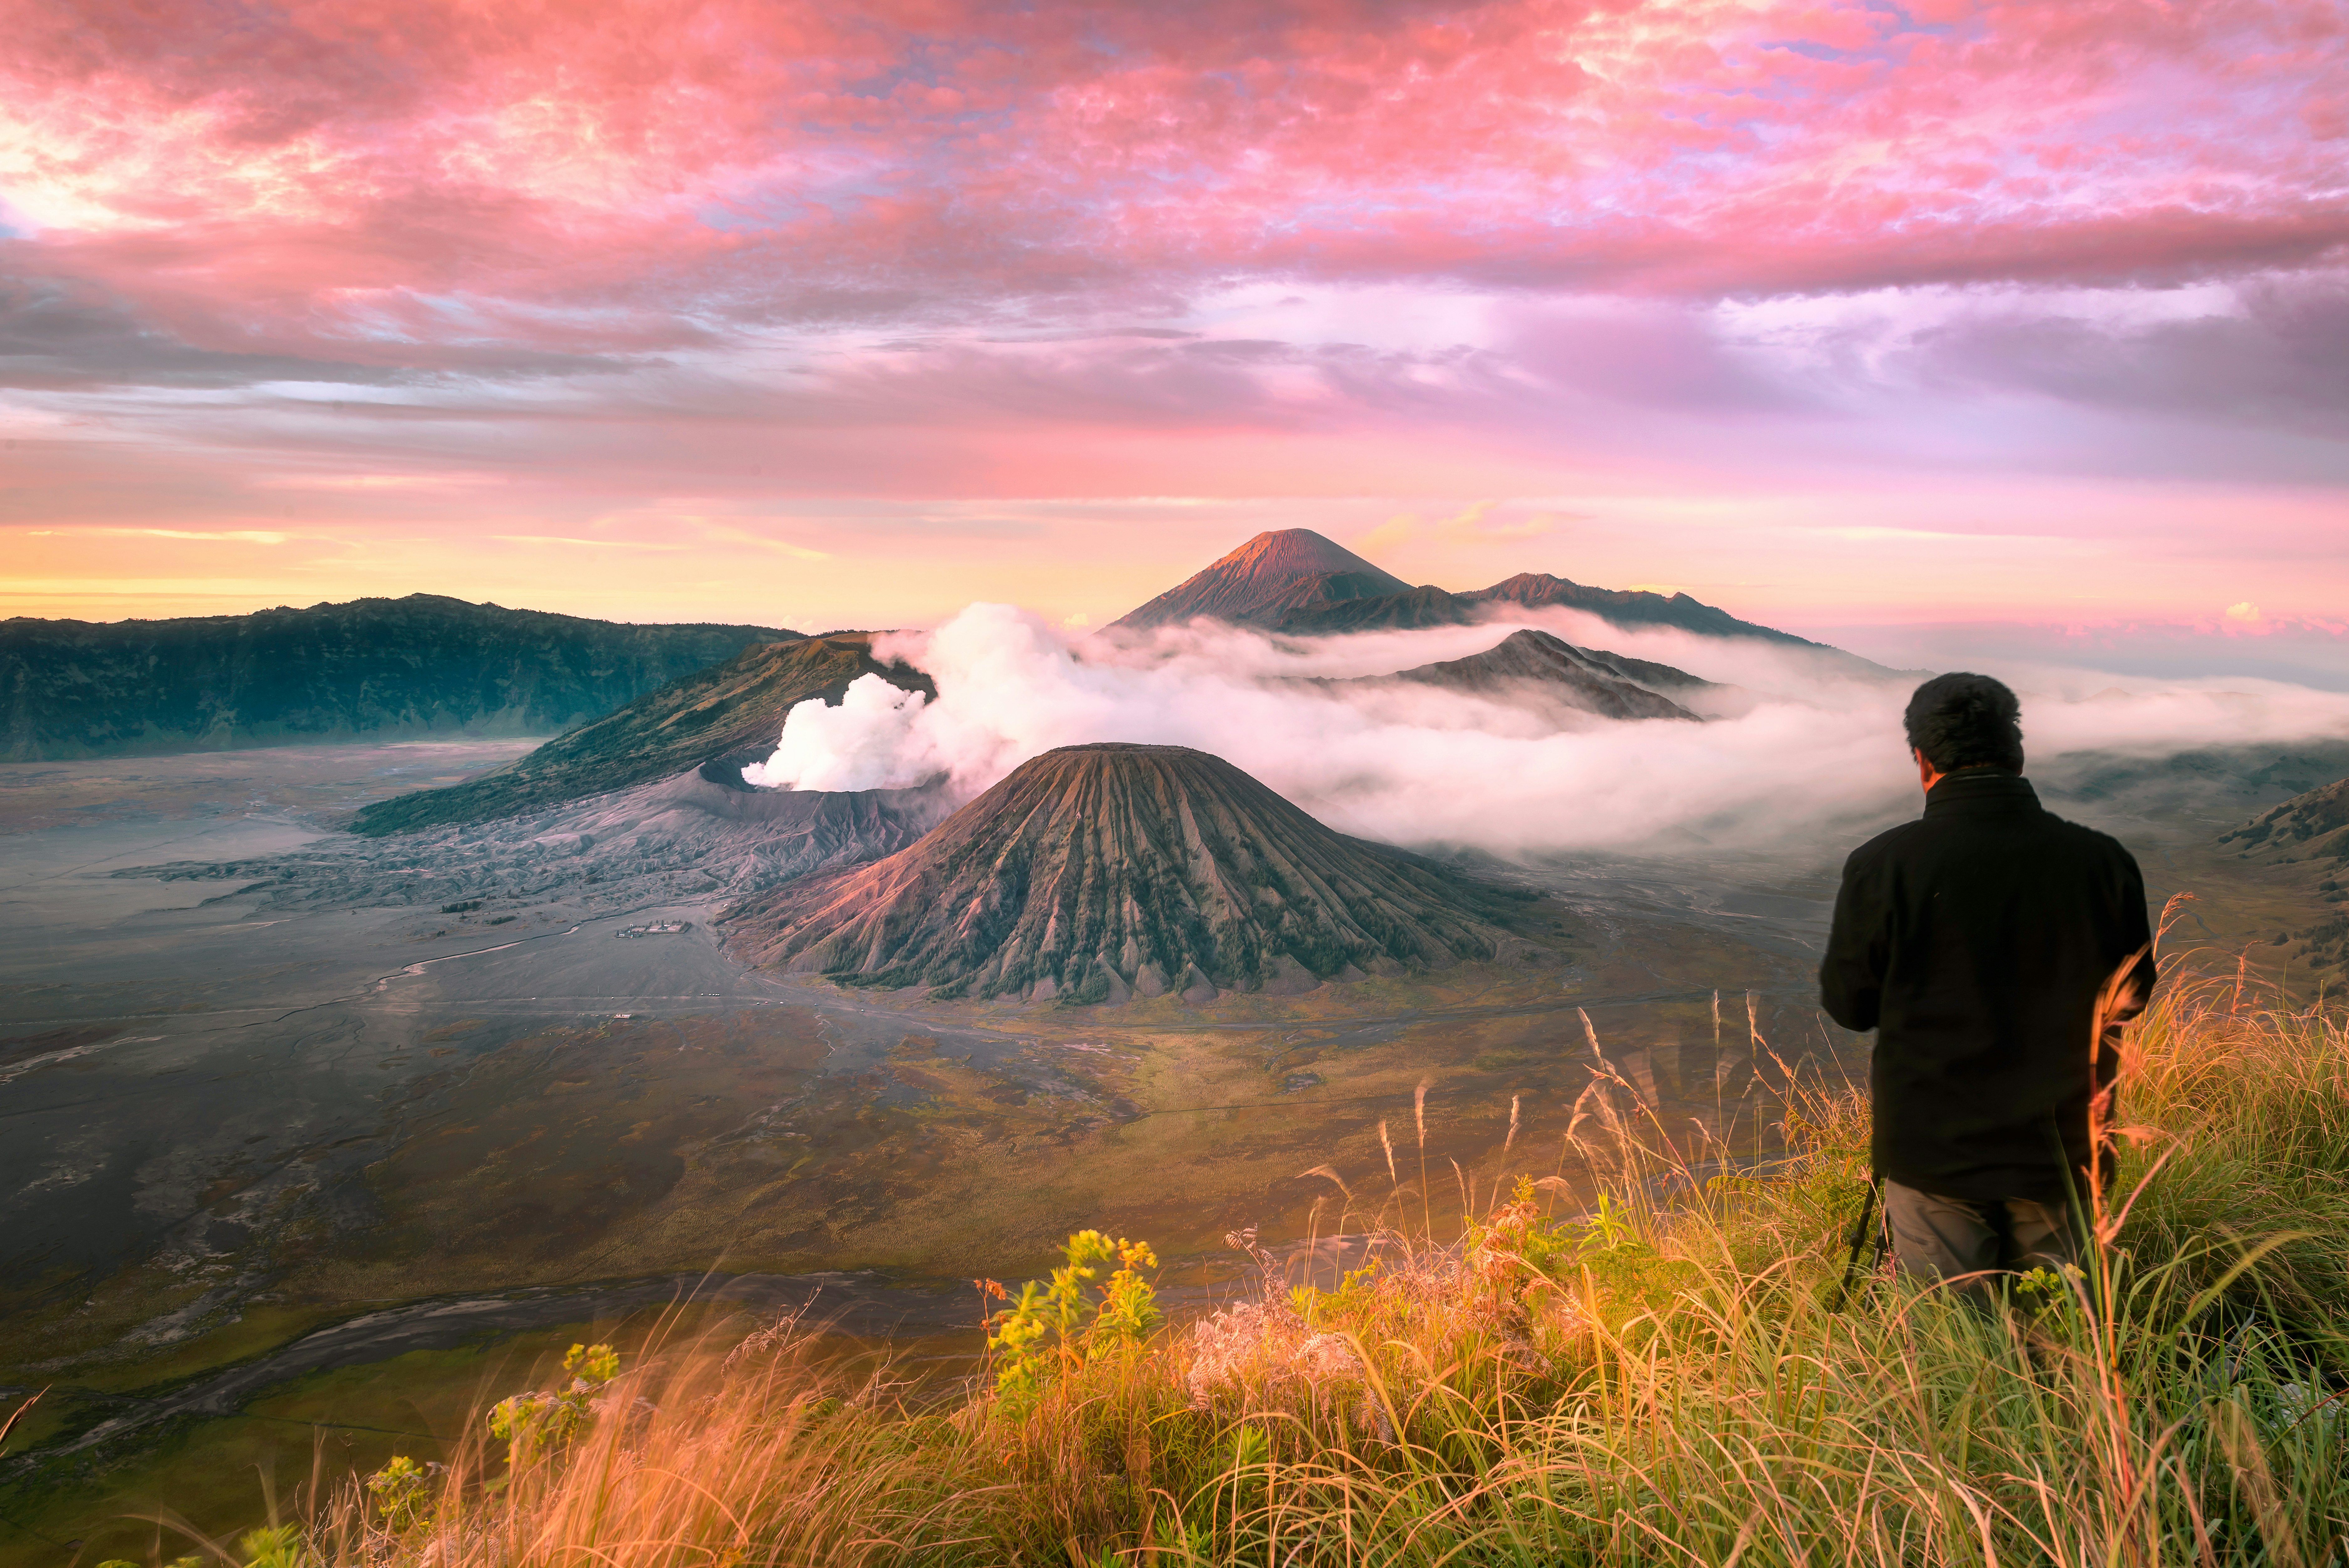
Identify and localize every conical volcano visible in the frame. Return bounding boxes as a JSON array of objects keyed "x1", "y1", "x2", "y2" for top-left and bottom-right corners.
[
  {"x1": 722, "y1": 743, "x2": 1538, "y2": 1004},
  {"x1": 1111, "y1": 530, "x2": 1412, "y2": 632}
]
